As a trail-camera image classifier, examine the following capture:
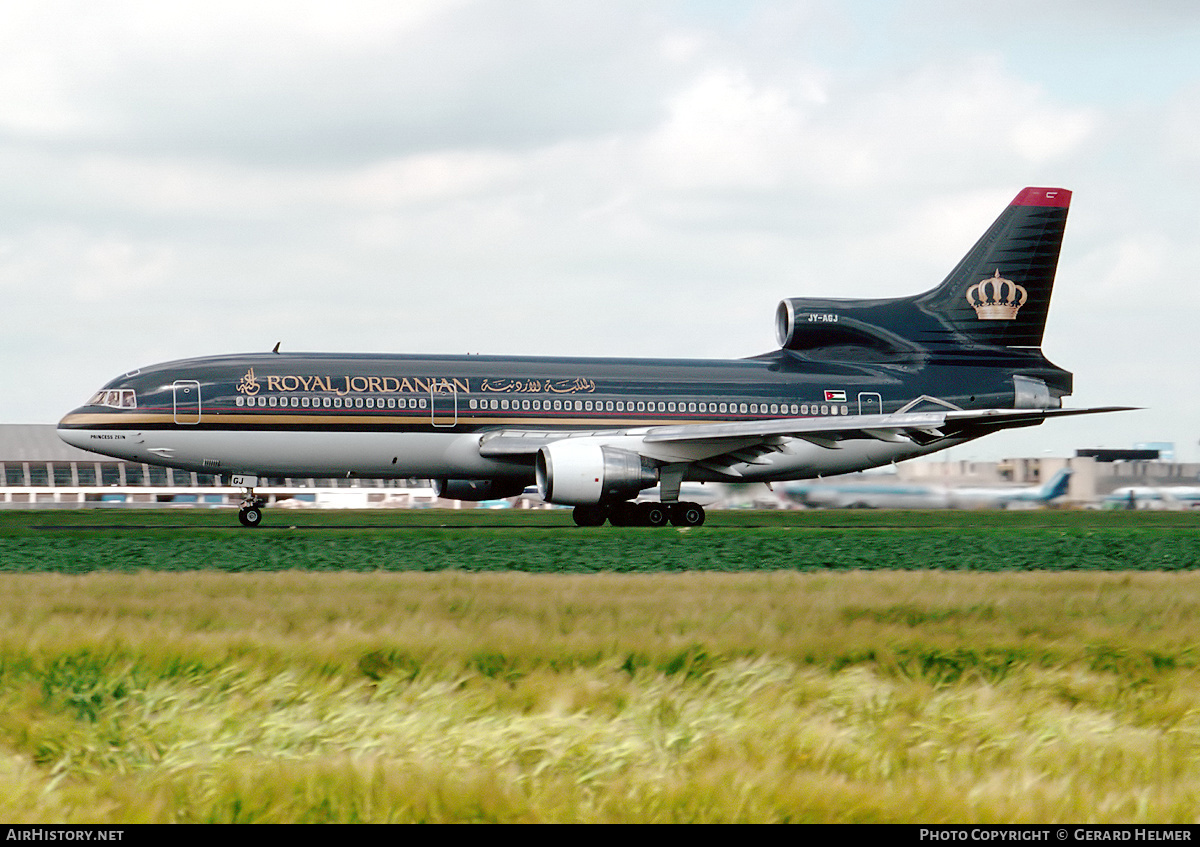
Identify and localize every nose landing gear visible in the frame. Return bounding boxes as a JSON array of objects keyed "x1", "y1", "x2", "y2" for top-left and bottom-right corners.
[
  {"x1": 231, "y1": 474, "x2": 266, "y2": 528},
  {"x1": 238, "y1": 501, "x2": 265, "y2": 527}
]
